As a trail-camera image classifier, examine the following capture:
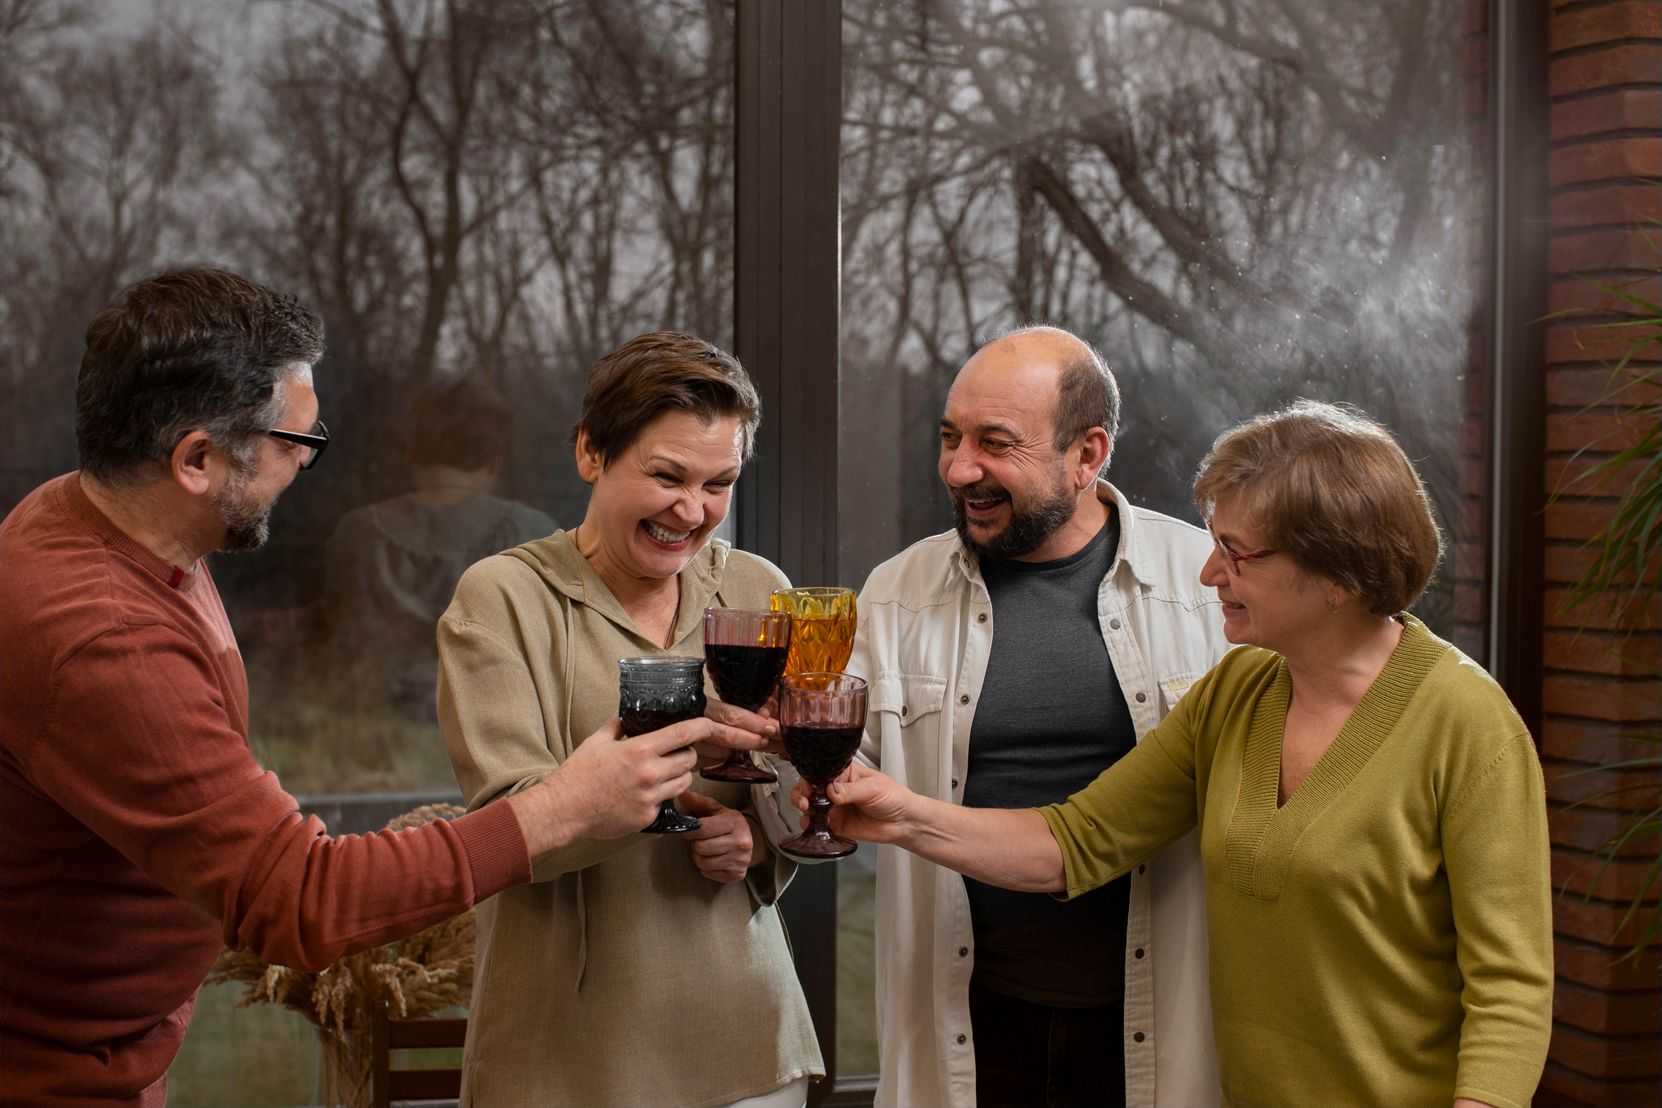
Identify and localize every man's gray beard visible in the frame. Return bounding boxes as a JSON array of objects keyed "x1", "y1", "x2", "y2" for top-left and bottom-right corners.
[
  {"x1": 214, "y1": 476, "x2": 273, "y2": 553},
  {"x1": 951, "y1": 479, "x2": 1076, "y2": 562}
]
